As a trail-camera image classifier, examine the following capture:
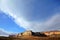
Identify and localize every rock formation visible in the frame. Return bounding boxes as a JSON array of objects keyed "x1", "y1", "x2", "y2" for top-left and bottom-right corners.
[
  {"x1": 9, "y1": 30, "x2": 60, "y2": 37},
  {"x1": 43, "y1": 30, "x2": 60, "y2": 37},
  {"x1": 15, "y1": 30, "x2": 47, "y2": 37}
]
